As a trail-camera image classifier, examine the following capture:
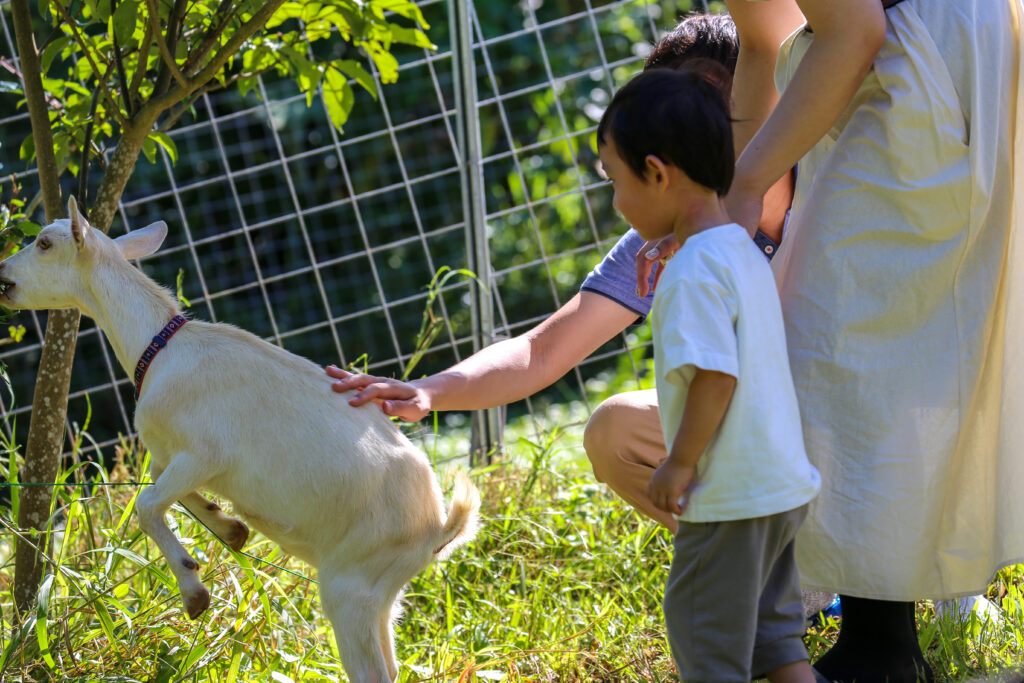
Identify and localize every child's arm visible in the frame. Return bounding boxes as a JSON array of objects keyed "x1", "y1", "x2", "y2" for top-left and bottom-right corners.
[{"x1": 648, "y1": 368, "x2": 737, "y2": 516}]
